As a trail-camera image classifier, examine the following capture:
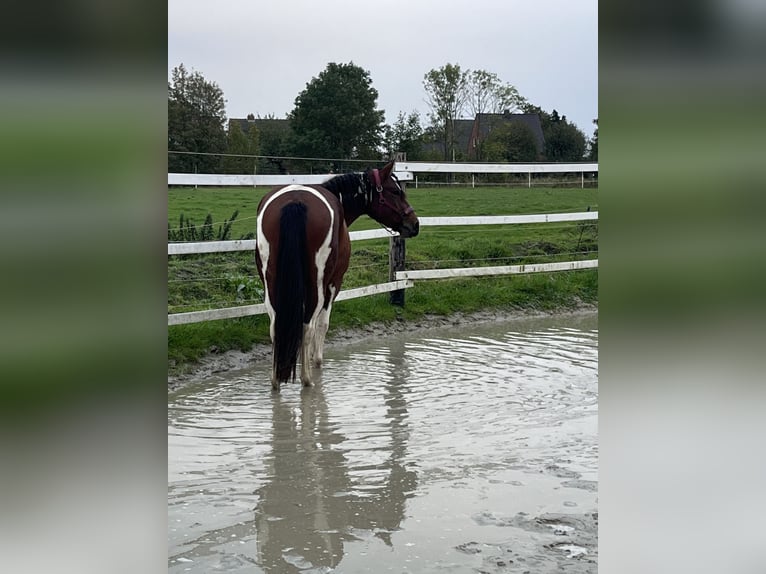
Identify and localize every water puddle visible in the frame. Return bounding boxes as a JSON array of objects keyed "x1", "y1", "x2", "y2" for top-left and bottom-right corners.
[{"x1": 169, "y1": 312, "x2": 598, "y2": 572}]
